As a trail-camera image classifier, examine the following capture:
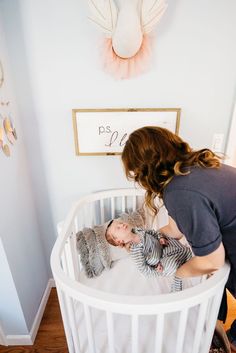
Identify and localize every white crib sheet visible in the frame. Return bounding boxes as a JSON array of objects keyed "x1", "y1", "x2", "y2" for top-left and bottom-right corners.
[{"x1": 76, "y1": 256, "x2": 202, "y2": 353}]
